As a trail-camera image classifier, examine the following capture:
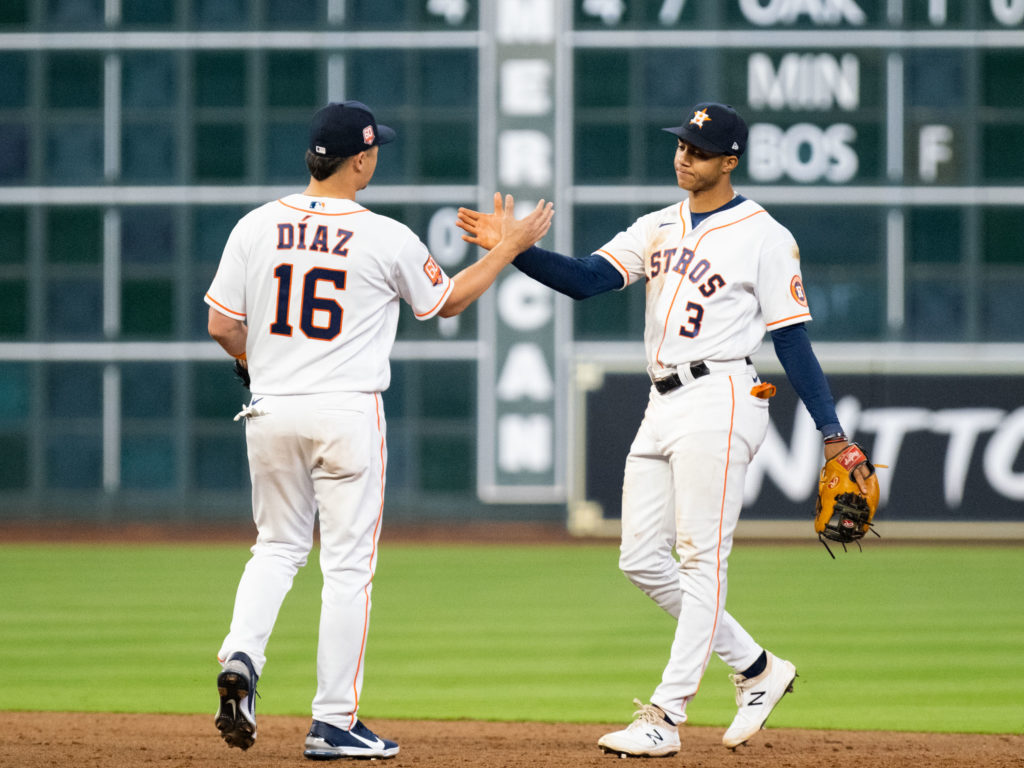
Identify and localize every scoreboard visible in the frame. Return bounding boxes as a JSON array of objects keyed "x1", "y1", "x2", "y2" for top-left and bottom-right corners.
[
  {"x1": 1, "y1": 0, "x2": 1022, "y2": 518},
  {"x1": 480, "y1": 0, "x2": 1024, "y2": 502}
]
